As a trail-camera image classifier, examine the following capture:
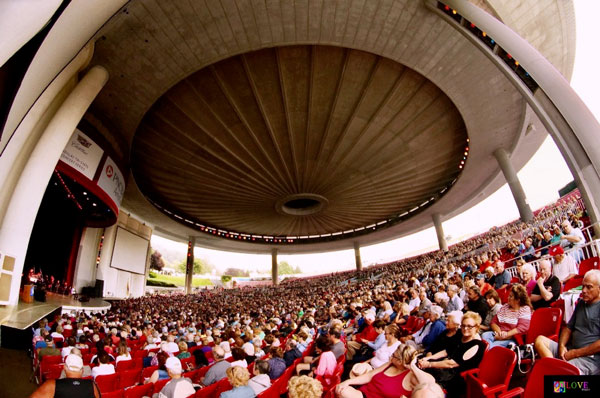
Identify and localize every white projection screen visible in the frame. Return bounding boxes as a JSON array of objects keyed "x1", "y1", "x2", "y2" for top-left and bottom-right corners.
[{"x1": 110, "y1": 227, "x2": 149, "y2": 275}]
